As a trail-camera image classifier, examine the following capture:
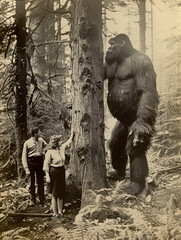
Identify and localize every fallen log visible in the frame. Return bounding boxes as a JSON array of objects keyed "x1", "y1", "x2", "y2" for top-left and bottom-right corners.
[{"x1": 7, "y1": 212, "x2": 52, "y2": 218}]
